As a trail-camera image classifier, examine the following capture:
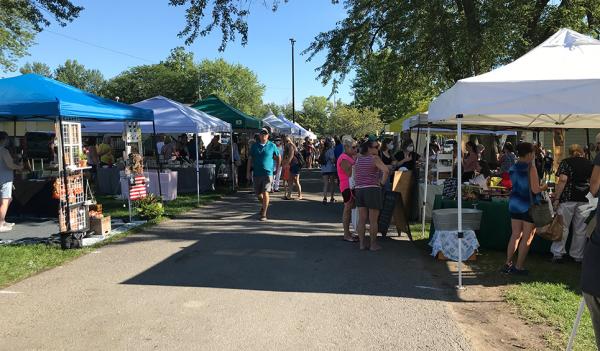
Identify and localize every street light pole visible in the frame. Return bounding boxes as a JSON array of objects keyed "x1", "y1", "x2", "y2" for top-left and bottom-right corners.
[{"x1": 290, "y1": 38, "x2": 296, "y2": 124}]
